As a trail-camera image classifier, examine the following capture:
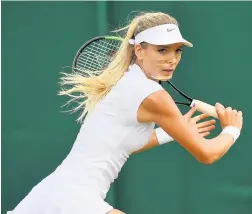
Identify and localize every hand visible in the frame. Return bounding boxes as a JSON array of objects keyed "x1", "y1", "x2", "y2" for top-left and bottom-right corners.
[
  {"x1": 215, "y1": 102, "x2": 243, "y2": 130},
  {"x1": 184, "y1": 105, "x2": 216, "y2": 137}
]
